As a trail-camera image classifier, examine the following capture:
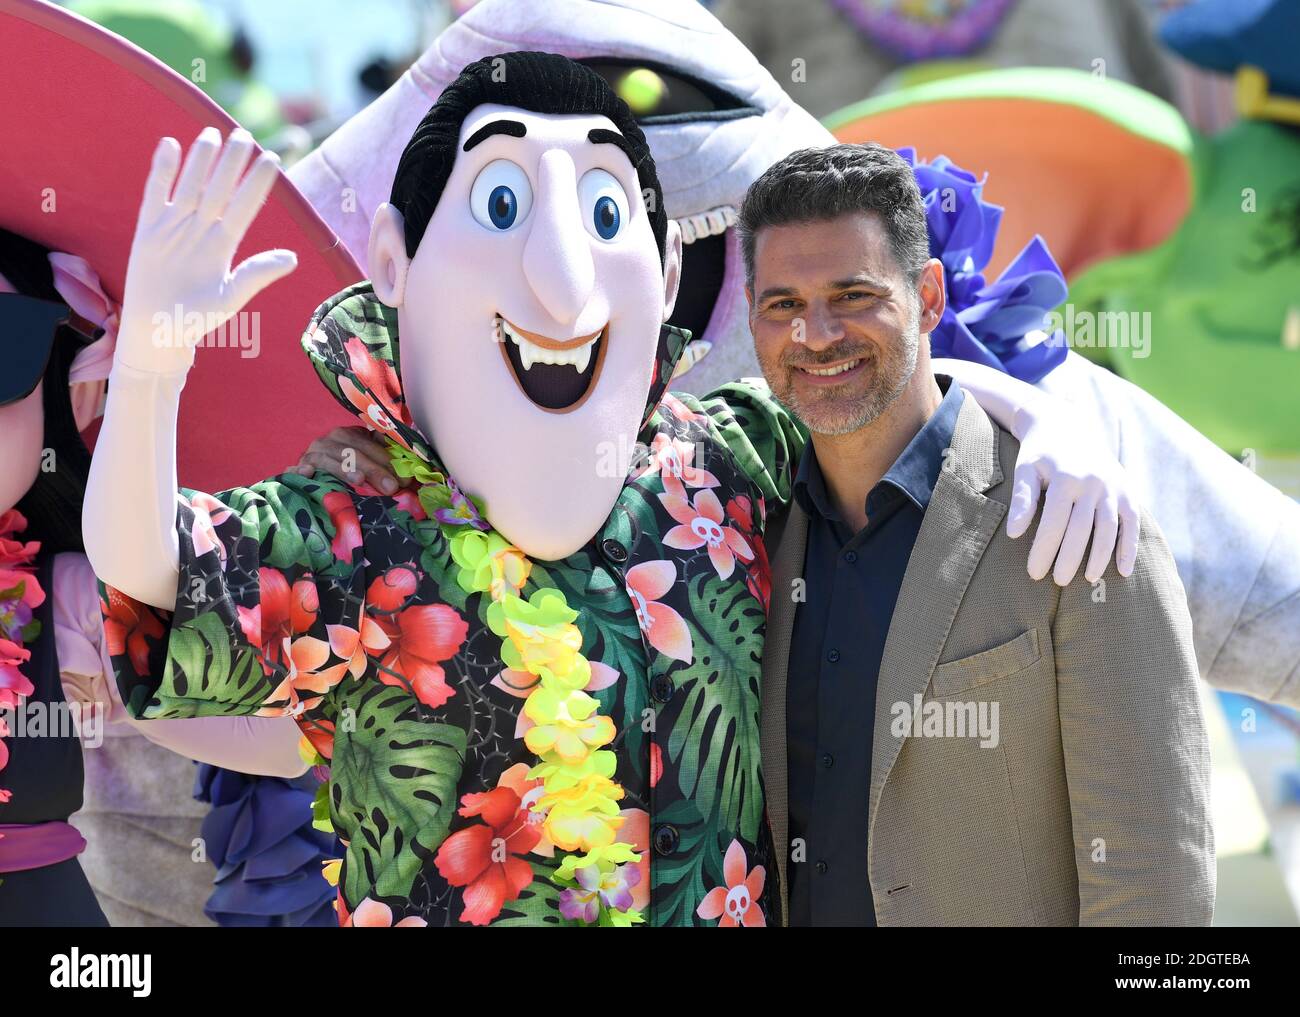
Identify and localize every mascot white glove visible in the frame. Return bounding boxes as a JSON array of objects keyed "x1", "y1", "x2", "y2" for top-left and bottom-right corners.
[{"x1": 116, "y1": 127, "x2": 296, "y2": 375}]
